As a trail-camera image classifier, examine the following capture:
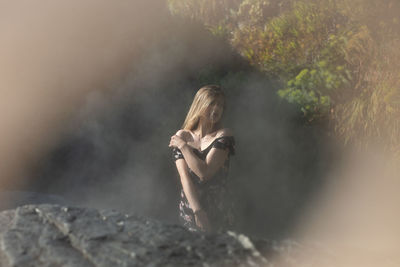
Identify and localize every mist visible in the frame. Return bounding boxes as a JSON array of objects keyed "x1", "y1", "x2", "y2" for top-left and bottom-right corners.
[
  {"x1": 0, "y1": 0, "x2": 165, "y2": 190},
  {"x1": 1, "y1": 1, "x2": 399, "y2": 266}
]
